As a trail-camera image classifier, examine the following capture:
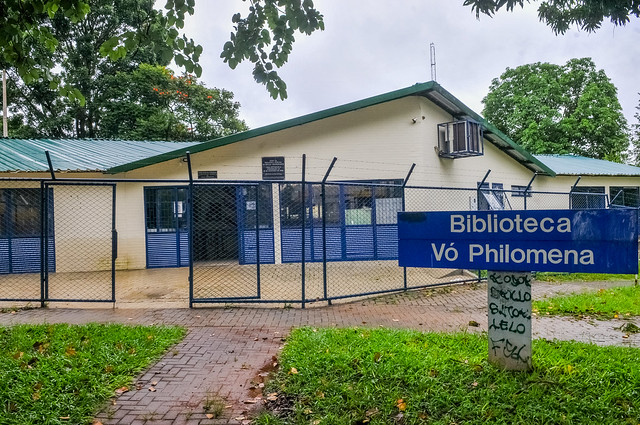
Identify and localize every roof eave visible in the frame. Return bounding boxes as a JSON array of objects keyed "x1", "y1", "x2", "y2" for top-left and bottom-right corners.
[{"x1": 107, "y1": 81, "x2": 556, "y2": 177}]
